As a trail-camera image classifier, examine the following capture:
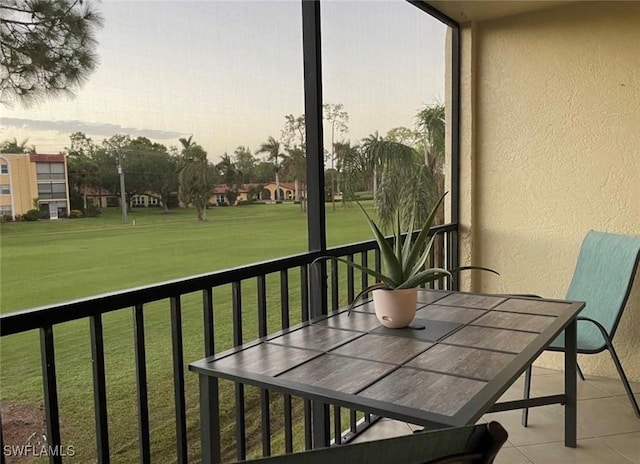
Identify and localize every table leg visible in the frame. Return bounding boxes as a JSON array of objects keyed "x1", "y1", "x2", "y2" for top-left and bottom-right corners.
[
  {"x1": 200, "y1": 375, "x2": 221, "y2": 464},
  {"x1": 564, "y1": 320, "x2": 577, "y2": 448}
]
